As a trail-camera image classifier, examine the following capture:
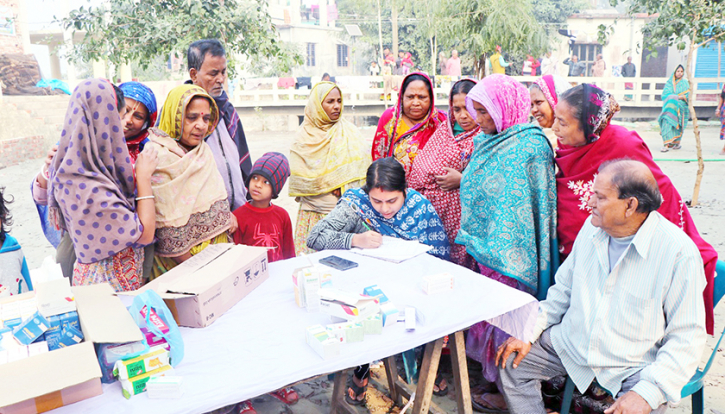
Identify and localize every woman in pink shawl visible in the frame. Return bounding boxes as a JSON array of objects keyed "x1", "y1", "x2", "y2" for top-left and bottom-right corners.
[
  {"x1": 408, "y1": 79, "x2": 479, "y2": 267},
  {"x1": 372, "y1": 72, "x2": 447, "y2": 175}
]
